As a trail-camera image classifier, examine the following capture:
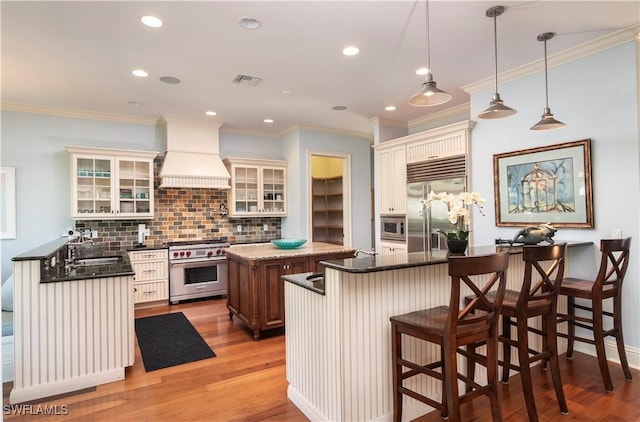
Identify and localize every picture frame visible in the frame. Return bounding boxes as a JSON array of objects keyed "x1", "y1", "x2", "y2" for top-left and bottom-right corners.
[
  {"x1": 493, "y1": 139, "x2": 593, "y2": 228},
  {"x1": 1, "y1": 167, "x2": 17, "y2": 239}
]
